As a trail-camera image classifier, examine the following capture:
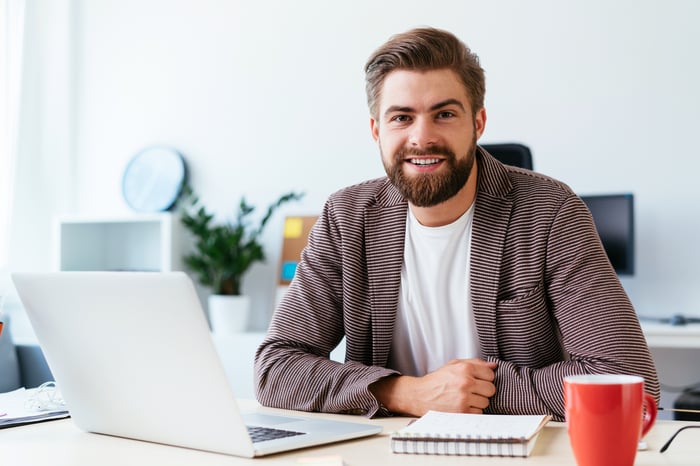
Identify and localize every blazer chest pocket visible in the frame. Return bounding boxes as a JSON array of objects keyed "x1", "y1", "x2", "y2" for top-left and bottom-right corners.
[{"x1": 495, "y1": 282, "x2": 560, "y2": 362}]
